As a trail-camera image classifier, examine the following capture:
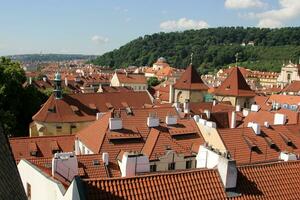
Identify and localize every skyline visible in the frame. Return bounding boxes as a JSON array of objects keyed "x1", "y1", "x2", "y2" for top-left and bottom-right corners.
[{"x1": 1, "y1": 0, "x2": 300, "y2": 56}]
